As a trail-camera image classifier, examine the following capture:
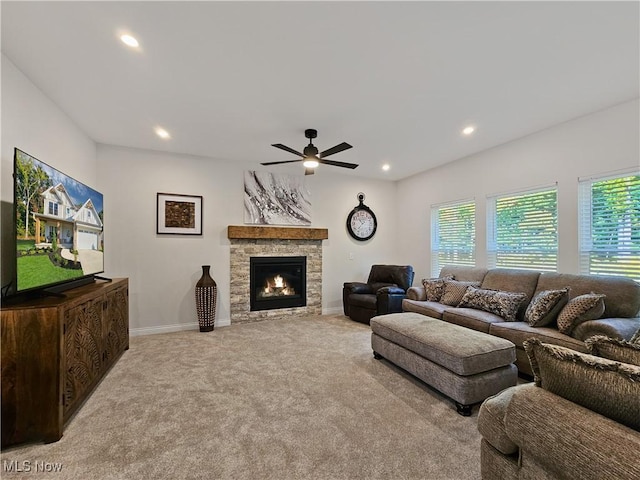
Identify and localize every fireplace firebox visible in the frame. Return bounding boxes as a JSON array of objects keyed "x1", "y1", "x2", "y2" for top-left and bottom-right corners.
[{"x1": 250, "y1": 256, "x2": 307, "y2": 311}]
